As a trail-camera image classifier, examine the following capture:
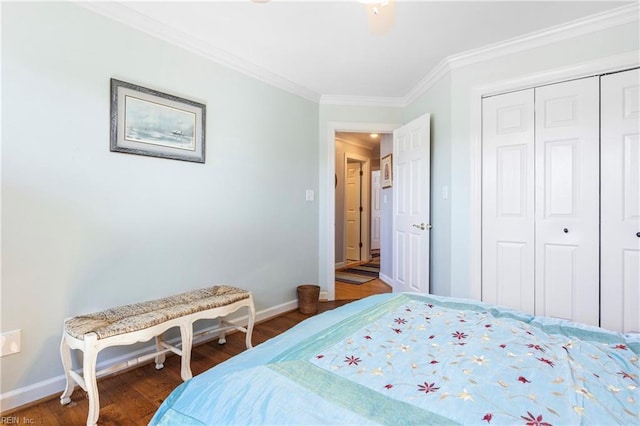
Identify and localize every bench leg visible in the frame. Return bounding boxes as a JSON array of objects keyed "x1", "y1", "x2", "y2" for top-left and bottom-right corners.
[
  {"x1": 83, "y1": 336, "x2": 100, "y2": 426},
  {"x1": 179, "y1": 323, "x2": 193, "y2": 381},
  {"x1": 245, "y1": 300, "x2": 256, "y2": 349},
  {"x1": 59, "y1": 334, "x2": 74, "y2": 405},
  {"x1": 217, "y1": 320, "x2": 226, "y2": 345},
  {"x1": 154, "y1": 334, "x2": 166, "y2": 370}
]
